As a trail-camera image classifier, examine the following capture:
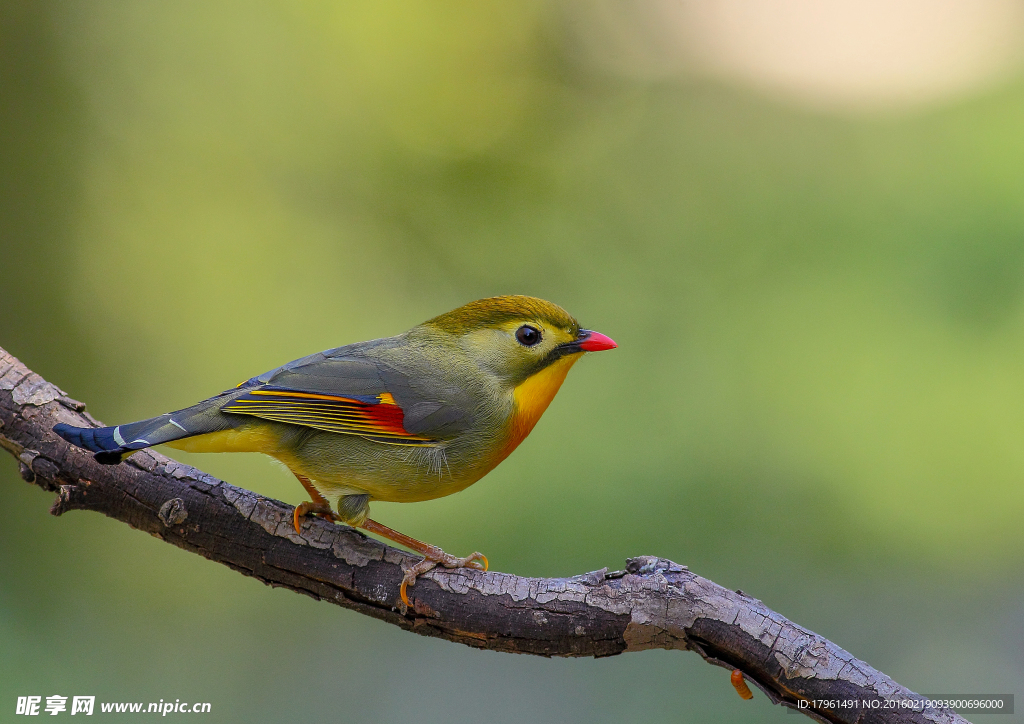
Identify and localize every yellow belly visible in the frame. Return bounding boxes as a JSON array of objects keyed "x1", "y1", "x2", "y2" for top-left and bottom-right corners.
[
  {"x1": 165, "y1": 425, "x2": 312, "y2": 488},
  {"x1": 164, "y1": 425, "x2": 281, "y2": 454}
]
